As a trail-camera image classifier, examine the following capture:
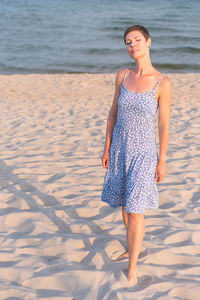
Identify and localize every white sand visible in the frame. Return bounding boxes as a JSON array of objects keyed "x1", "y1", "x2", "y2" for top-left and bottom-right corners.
[{"x1": 0, "y1": 73, "x2": 199, "y2": 299}]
